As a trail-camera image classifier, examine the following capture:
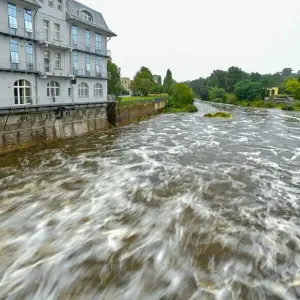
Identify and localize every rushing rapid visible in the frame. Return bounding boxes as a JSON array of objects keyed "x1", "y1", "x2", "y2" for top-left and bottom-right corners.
[{"x1": 1, "y1": 101, "x2": 300, "y2": 300}]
